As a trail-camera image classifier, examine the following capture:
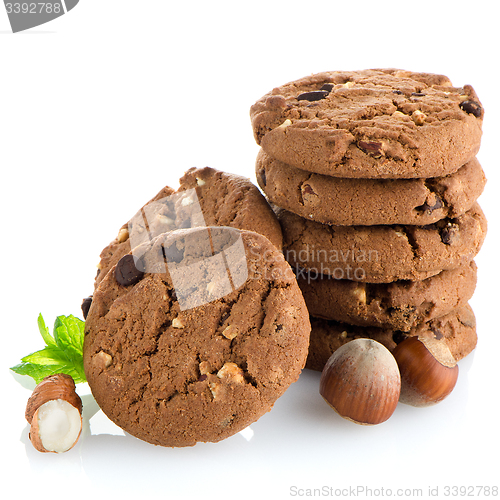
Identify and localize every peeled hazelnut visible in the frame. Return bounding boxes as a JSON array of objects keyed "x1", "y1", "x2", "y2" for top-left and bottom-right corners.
[
  {"x1": 25, "y1": 374, "x2": 83, "y2": 453},
  {"x1": 117, "y1": 227, "x2": 129, "y2": 243},
  {"x1": 320, "y1": 339, "x2": 401, "y2": 425},
  {"x1": 392, "y1": 336, "x2": 459, "y2": 407}
]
